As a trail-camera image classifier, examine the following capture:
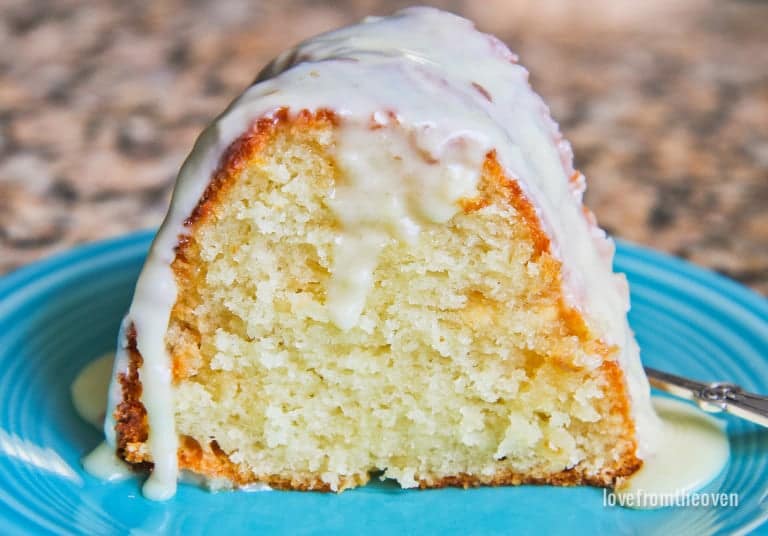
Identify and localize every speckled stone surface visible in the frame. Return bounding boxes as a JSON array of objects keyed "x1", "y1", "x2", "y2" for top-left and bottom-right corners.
[{"x1": 1, "y1": 0, "x2": 766, "y2": 295}]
